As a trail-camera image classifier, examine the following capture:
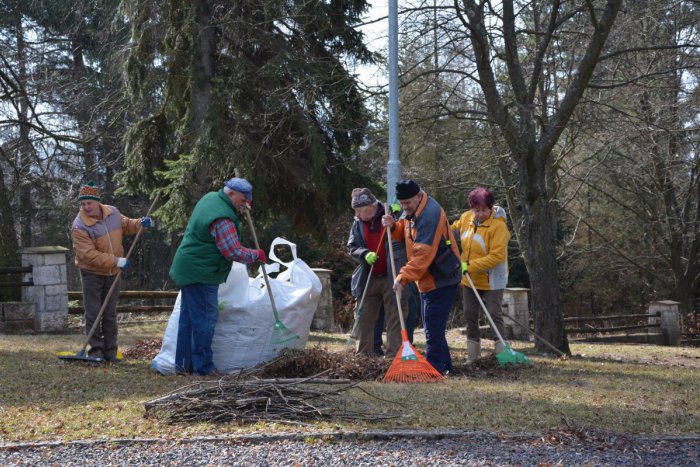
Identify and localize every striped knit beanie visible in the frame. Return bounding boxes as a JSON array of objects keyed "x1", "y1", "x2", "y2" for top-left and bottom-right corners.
[{"x1": 78, "y1": 181, "x2": 100, "y2": 202}]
